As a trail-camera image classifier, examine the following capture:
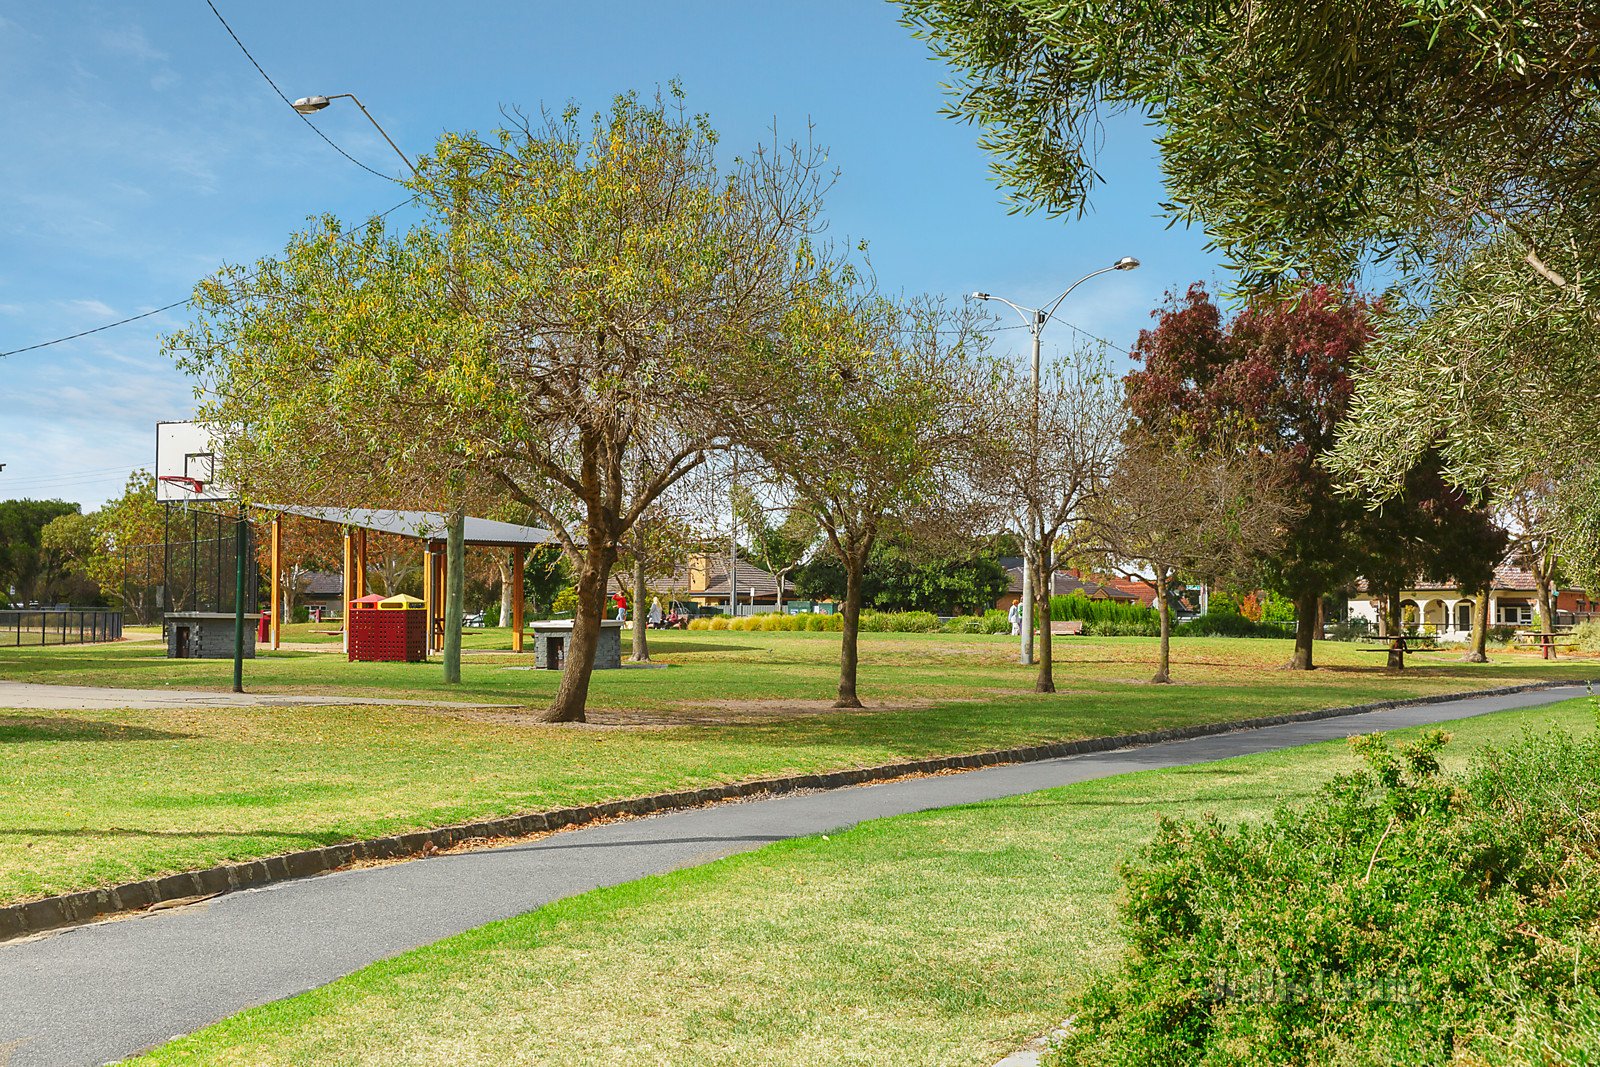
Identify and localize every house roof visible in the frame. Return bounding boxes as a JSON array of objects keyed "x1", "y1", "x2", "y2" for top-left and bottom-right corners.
[
  {"x1": 1354, "y1": 556, "x2": 1542, "y2": 596},
  {"x1": 657, "y1": 558, "x2": 794, "y2": 598},
  {"x1": 299, "y1": 571, "x2": 343, "y2": 597},
  {"x1": 1000, "y1": 562, "x2": 1140, "y2": 601},
  {"x1": 265, "y1": 506, "x2": 557, "y2": 549}
]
